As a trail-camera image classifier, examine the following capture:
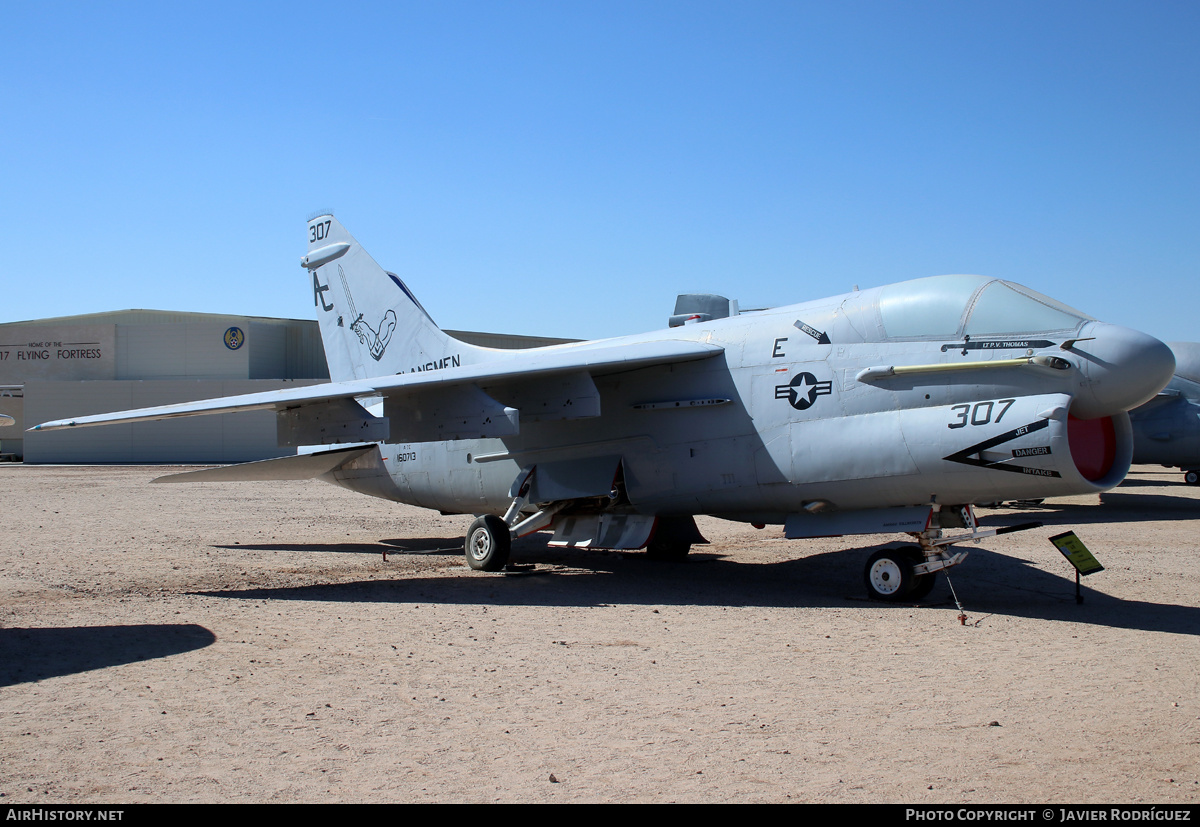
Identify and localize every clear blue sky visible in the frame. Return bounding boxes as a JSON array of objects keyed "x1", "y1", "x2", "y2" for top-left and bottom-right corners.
[{"x1": 3, "y1": 1, "x2": 1197, "y2": 342}]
